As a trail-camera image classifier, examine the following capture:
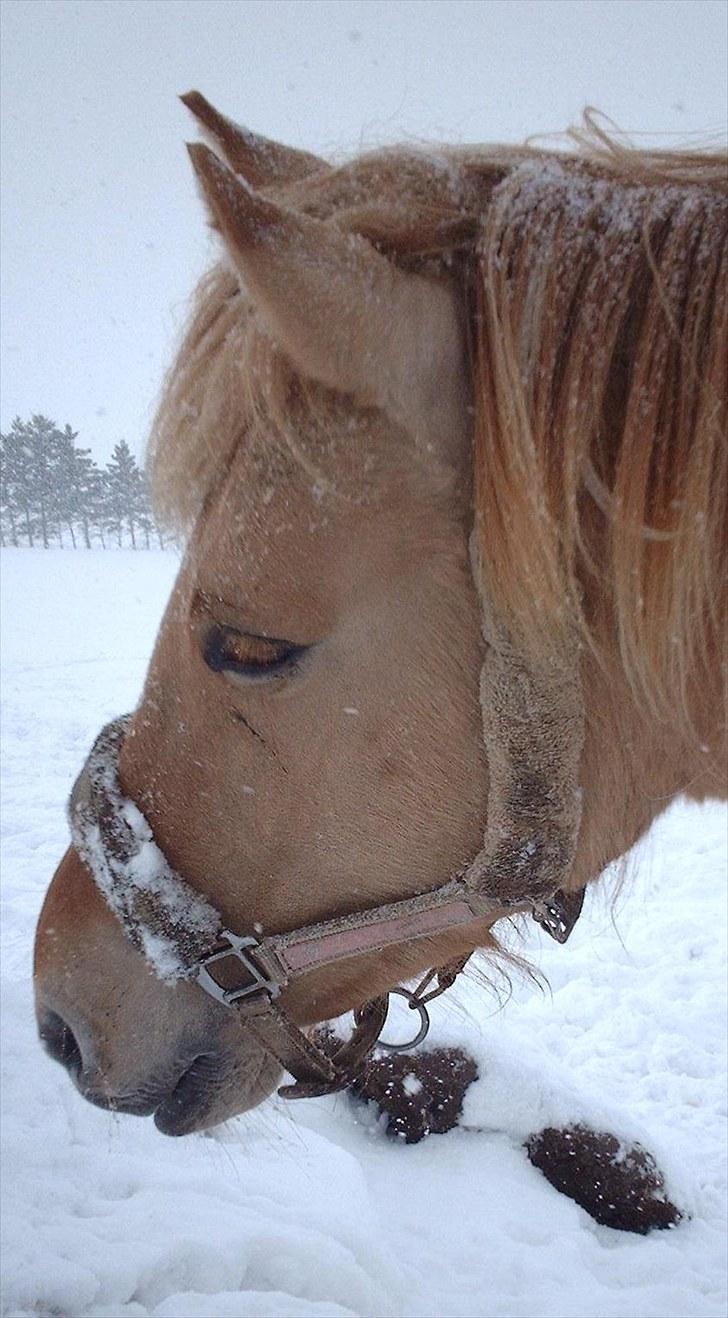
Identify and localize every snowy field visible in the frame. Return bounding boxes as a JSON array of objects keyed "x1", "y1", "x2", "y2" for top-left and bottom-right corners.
[{"x1": 1, "y1": 548, "x2": 726, "y2": 1318}]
